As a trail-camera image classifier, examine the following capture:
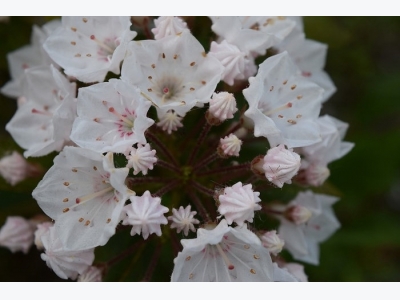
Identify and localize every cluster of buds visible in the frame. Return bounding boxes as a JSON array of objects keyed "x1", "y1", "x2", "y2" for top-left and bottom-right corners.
[{"x1": 0, "y1": 16, "x2": 353, "y2": 282}]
